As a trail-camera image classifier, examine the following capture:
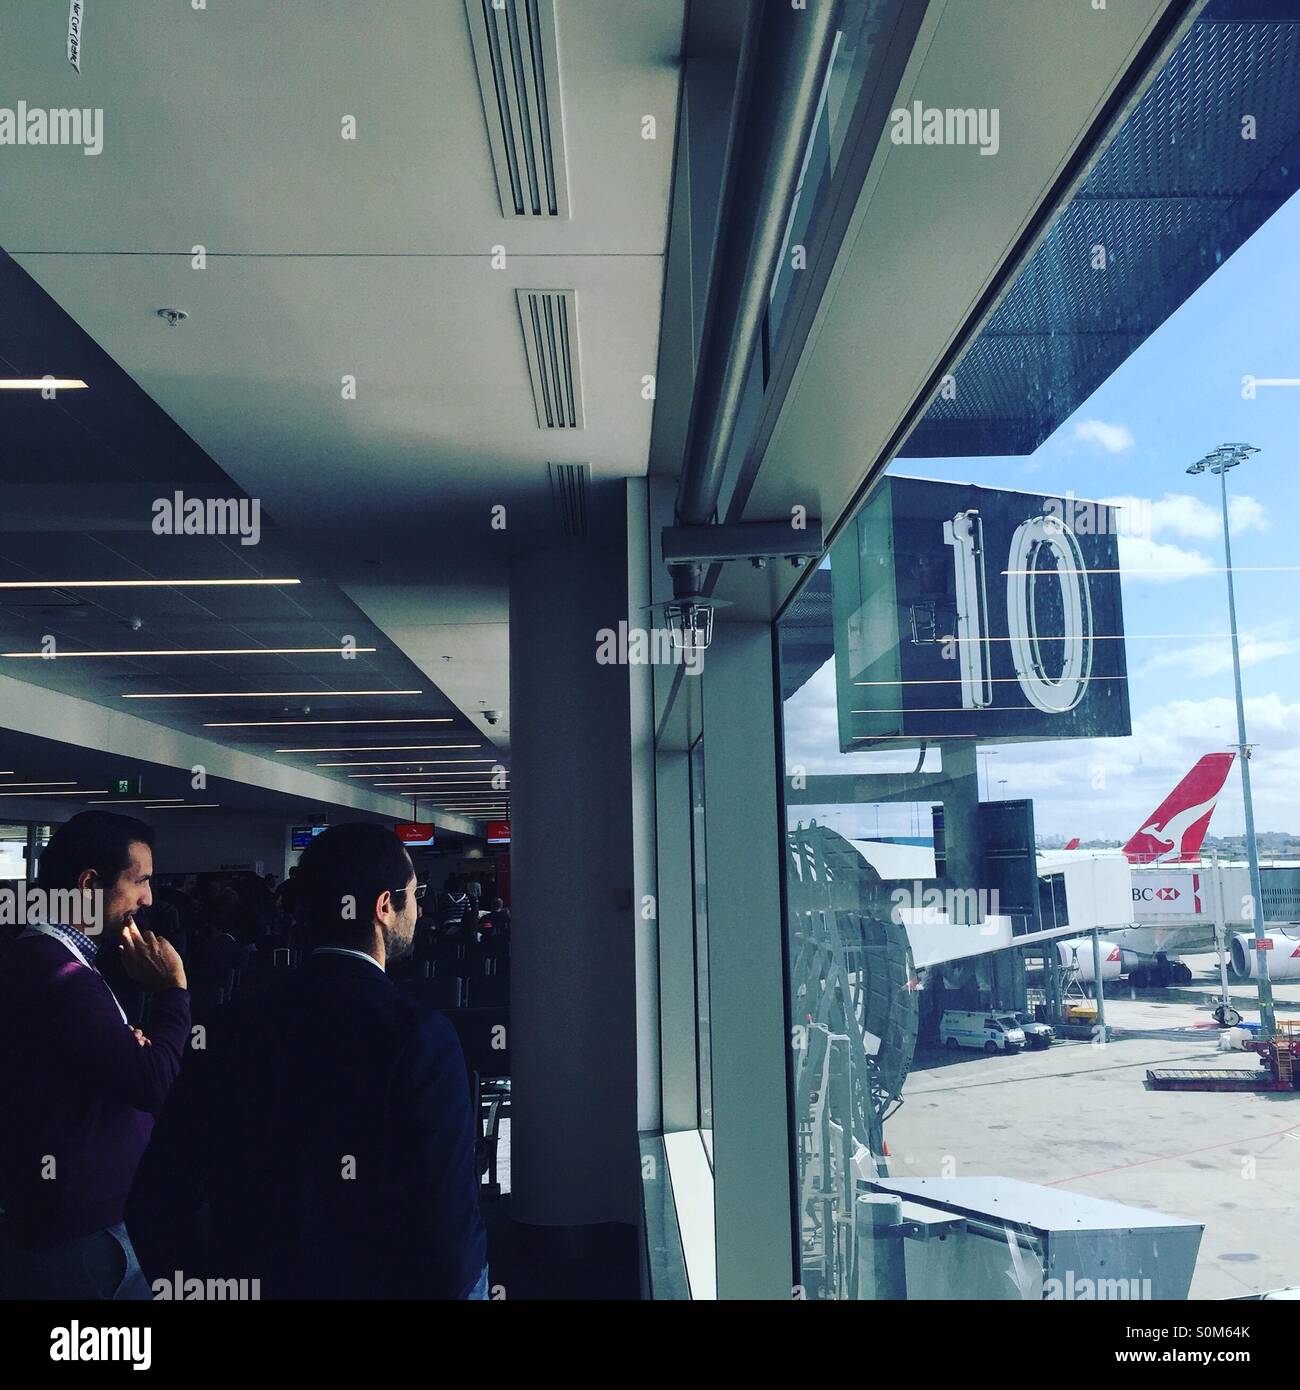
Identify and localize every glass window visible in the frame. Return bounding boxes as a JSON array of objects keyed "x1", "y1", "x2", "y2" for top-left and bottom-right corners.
[
  {"x1": 0, "y1": 826, "x2": 28, "y2": 882},
  {"x1": 777, "y1": 6, "x2": 1300, "y2": 1300}
]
